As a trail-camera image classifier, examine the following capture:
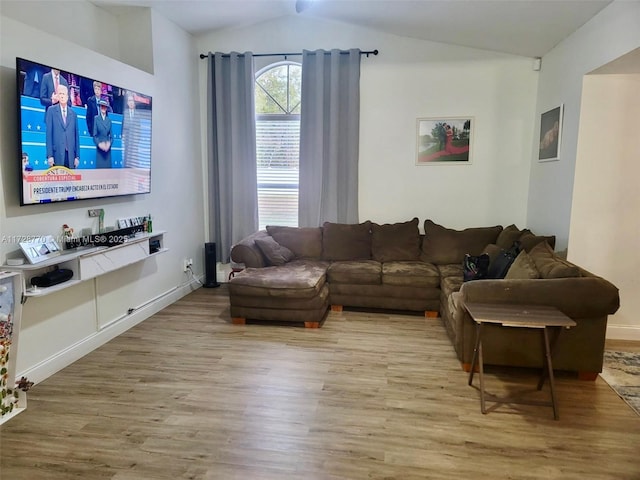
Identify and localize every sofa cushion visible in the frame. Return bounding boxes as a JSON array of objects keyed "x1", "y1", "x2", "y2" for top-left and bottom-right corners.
[
  {"x1": 519, "y1": 230, "x2": 556, "y2": 252},
  {"x1": 327, "y1": 260, "x2": 381, "y2": 285},
  {"x1": 441, "y1": 276, "x2": 464, "y2": 300},
  {"x1": 496, "y1": 224, "x2": 524, "y2": 249},
  {"x1": 438, "y1": 264, "x2": 463, "y2": 278},
  {"x1": 505, "y1": 250, "x2": 540, "y2": 279},
  {"x1": 371, "y1": 218, "x2": 421, "y2": 262},
  {"x1": 382, "y1": 261, "x2": 440, "y2": 288},
  {"x1": 322, "y1": 221, "x2": 372, "y2": 261},
  {"x1": 254, "y1": 236, "x2": 294, "y2": 266},
  {"x1": 266, "y1": 226, "x2": 322, "y2": 259},
  {"x1": 229, "y1": 261, "x2": 328, "y2": 299},
  {"x1": 421, "y1": 220, "x2": 502, "y2": 265},
  {"x1": 529, "y1": 241, "x2": 580, "y2": 279}
]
